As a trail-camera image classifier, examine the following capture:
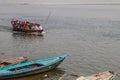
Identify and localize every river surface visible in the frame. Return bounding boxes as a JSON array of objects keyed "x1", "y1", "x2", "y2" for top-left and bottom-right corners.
[{"x1": 0, "y1": 4, "x2": 120, "y2": 80}]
